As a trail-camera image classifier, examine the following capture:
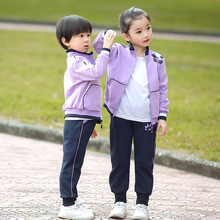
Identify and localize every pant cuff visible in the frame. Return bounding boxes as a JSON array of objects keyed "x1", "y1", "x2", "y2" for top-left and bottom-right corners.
[
  {"x1": 115, "y1": 192, "x2": 127, "y2": 203},
  {"x1": 63, "y1": 197, "x2": 76, "y2": 206},
  {"x1": 136, "y1": 193, "x2": 149, "y2": 206}
]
